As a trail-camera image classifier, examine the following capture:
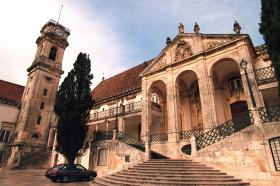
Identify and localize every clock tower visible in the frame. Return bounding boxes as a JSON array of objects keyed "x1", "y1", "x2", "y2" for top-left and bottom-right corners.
[{"x1": 8, "y1": 20, "x2": 70, "y2": 167}]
